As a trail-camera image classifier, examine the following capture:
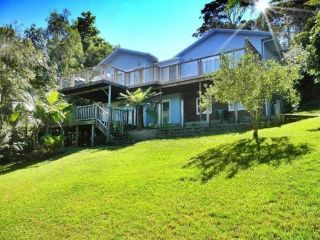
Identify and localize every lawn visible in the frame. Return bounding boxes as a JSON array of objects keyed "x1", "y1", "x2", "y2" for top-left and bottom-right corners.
[{"x1": 0, "y1": 118, "x2": 320, "y2": 239}]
